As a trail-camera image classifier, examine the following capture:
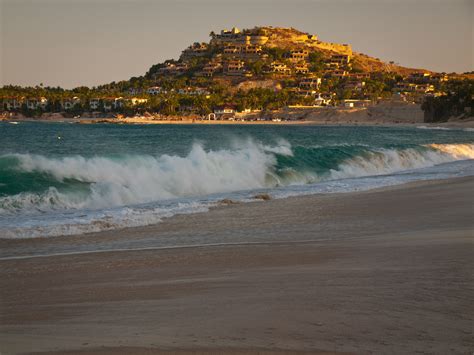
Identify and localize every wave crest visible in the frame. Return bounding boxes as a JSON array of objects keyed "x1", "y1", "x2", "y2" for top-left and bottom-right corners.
[
  {"x1": 1, "y1": 141, "x2": 283, "y2": 213},
  {"x1": 0, "y1": 142, "x2": 473, "y2": 216},
  {"x1": 330, "y1": 143, "x2": 474, "y2": 179}
]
